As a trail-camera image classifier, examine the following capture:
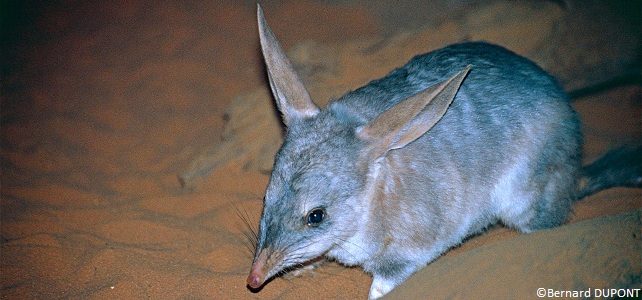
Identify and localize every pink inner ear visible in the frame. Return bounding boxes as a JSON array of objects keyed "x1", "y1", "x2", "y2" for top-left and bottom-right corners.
[
  {"x1": 257, "y1": 4, "x2": 319, "y2": 126},
  {"x1": 356, "y1": 65, "x2": 471, "y2": 156}
]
